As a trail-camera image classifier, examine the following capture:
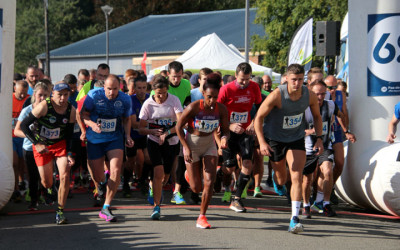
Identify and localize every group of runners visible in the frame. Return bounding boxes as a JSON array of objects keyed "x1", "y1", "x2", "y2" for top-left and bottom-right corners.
[{"x1": 11, "y1": 61, "x2": 358, "y2": 234}]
